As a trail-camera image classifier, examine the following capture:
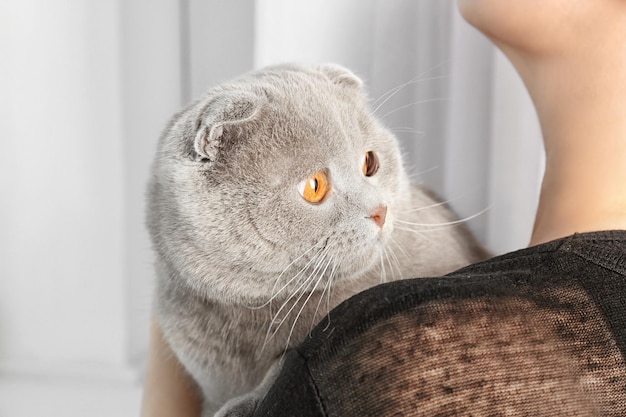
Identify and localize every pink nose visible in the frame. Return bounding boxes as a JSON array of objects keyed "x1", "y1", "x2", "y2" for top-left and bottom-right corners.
[{"x1": 368, "y1": 205, "x2": 387, "y2": 229}]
